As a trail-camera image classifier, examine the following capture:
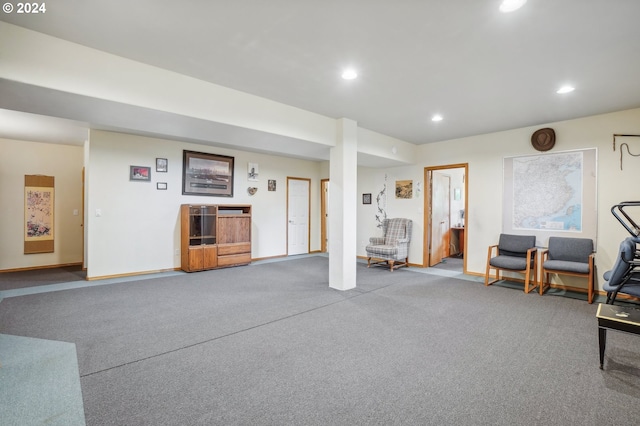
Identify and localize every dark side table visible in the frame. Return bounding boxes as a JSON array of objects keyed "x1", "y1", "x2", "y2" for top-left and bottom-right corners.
[{"x1": 596, "y1": 303, "x2": 640, "y2": 369}]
